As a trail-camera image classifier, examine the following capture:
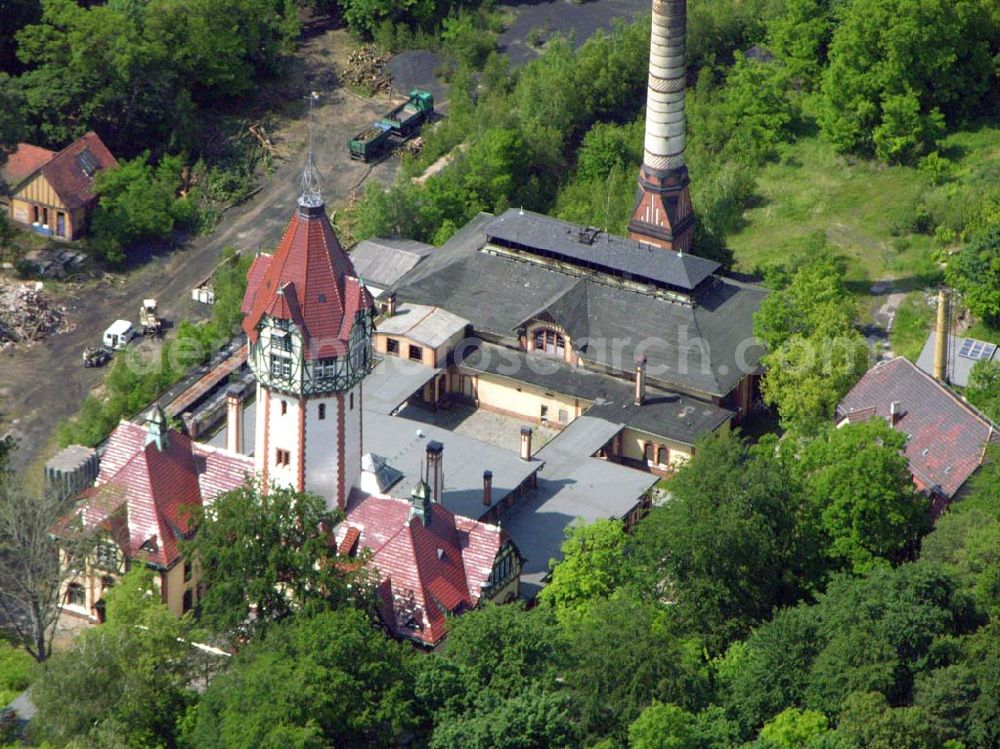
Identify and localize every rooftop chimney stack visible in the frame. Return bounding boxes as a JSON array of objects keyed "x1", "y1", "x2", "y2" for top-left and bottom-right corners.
[
  {"x1": 482, "y1": 470, "x2": 493, "y2": 507},
  {"x1": 889, "y1": 400, "x2": 901, "y2": 426},
  {"x1": 225, "y1": 384, "x2": 245, "y2": 455},
  {"x1": 519, "y1": 426, "x2": 533, "y2": 462},
  {"x1": 627, "y1": 0, "x2": 695, "y2": 253},
  {"x1": 425, "y1": 440, "x2": 443, "y2": 503},
  {"x1": 634, "y1": 354, "x2": 648, "y2": 406},
  {"x1": 933, "y1": 288, "x2": 950, "y2": 383}
]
